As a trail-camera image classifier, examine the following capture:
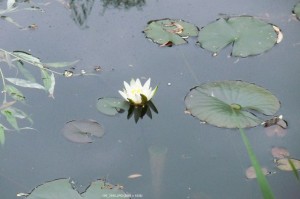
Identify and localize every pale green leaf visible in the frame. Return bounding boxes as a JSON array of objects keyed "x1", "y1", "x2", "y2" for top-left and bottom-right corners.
[
  {"x1": 0, "y1": 126, "x2": 5, "y2": 145},
  {"x1": 97, "y1": 97, "x2": 130, "y2": 116},
  {"x1": 7, "y1": 0, "x2": 16, "y2": 10},
  {"x1": 41, "y1": 70, "x2": 55, "y2": 97},
  {"x1": 43, "y1": 60, "x2": 79, "y2": 68},
  {"x1": 16, "y1": 60, "x2": 36, "y2": 82},
  {"x1": 6, "y1": 77, "x2": 45, "y2": 90},
  {"x1": 0, "y1": 15, "x2": 22, "y2": 28},
  {"x1": 293, "y1": 2, "x2": 300, "y2": 20},
  {"x1": 12, "y1": 51, "x2": 42, "y2": 65},
  {"x1": 1, "y1": 108, "x2": 19, "y2": 130},
  {"x1": 5, "y1": 85, "x2": 26, "y2": 101}
]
